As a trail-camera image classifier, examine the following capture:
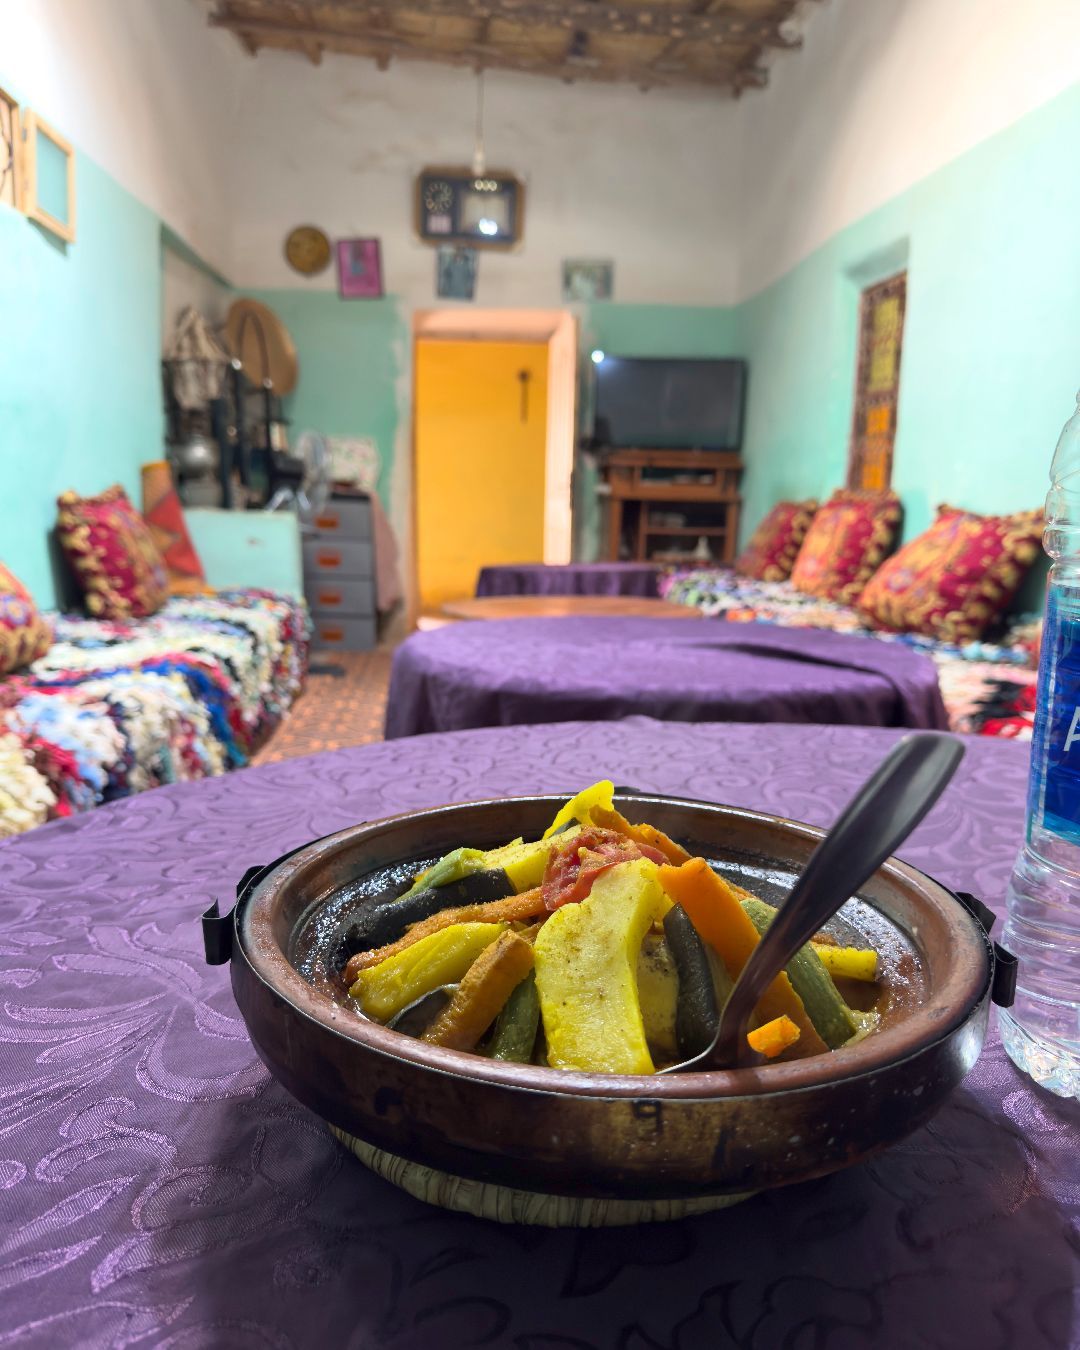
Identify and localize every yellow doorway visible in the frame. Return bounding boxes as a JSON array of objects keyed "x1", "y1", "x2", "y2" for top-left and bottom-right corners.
[{"x1": 415, "y1": 338, "x2": 550, "y2": 613}]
